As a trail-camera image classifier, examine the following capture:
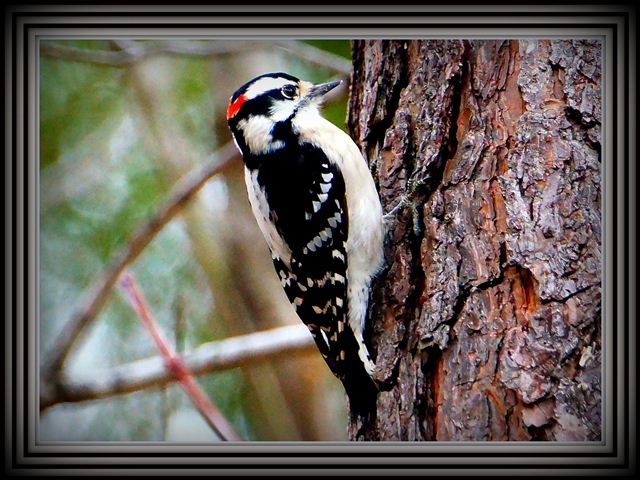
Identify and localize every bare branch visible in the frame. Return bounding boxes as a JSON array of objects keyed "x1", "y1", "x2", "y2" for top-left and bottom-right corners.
[
  {"x1": 41, "y1": 39, "x2": 351, "y2": 75},
  {"x1": 43, "y1": 142, "x2": 239, "y2": 378},
  {"x1": 118, "y1": 270, "x2": 242, "y2": 441},
  {"x1": 40, "y1": 42, "x2": 132, "y2": 66},
  {"x1": 274, "y1": 40, "x2": 352, "y2": 75},
  {"x1": 40, "y1": 322, "x2": 315, "y2": 411},
  {"x1": 40, "y1": 40, "x2": 257, "y2": 66}
]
